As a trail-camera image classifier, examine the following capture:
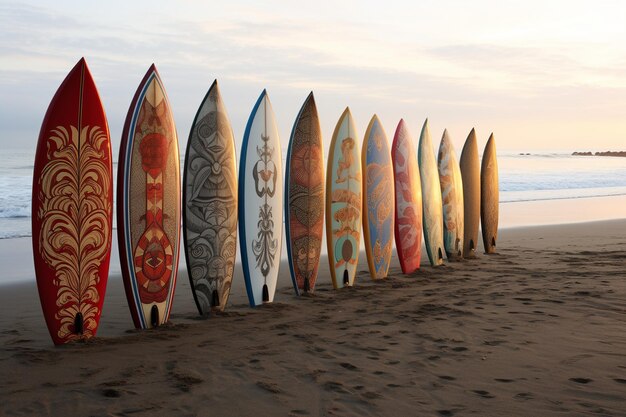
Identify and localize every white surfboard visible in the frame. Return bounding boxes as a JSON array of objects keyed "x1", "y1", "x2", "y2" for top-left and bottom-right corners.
[{"x1": 238, "y1": 90, "x2": 283, "y2": 306}]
